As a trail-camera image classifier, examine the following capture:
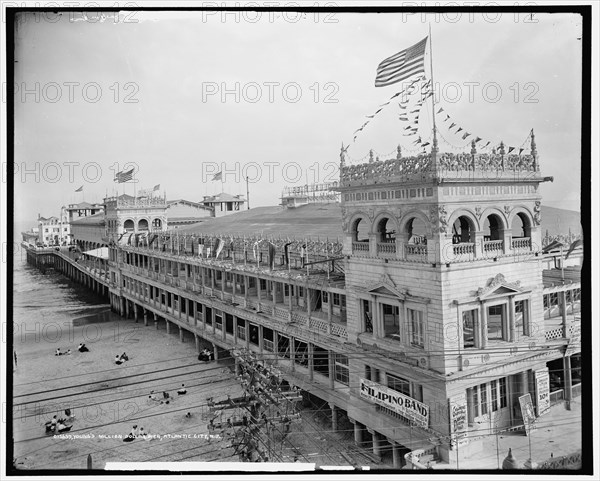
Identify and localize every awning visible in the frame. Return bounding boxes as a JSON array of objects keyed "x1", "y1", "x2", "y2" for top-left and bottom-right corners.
[{"x1": 83, "y1": 247, "x2": 109, "y2": 259}]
